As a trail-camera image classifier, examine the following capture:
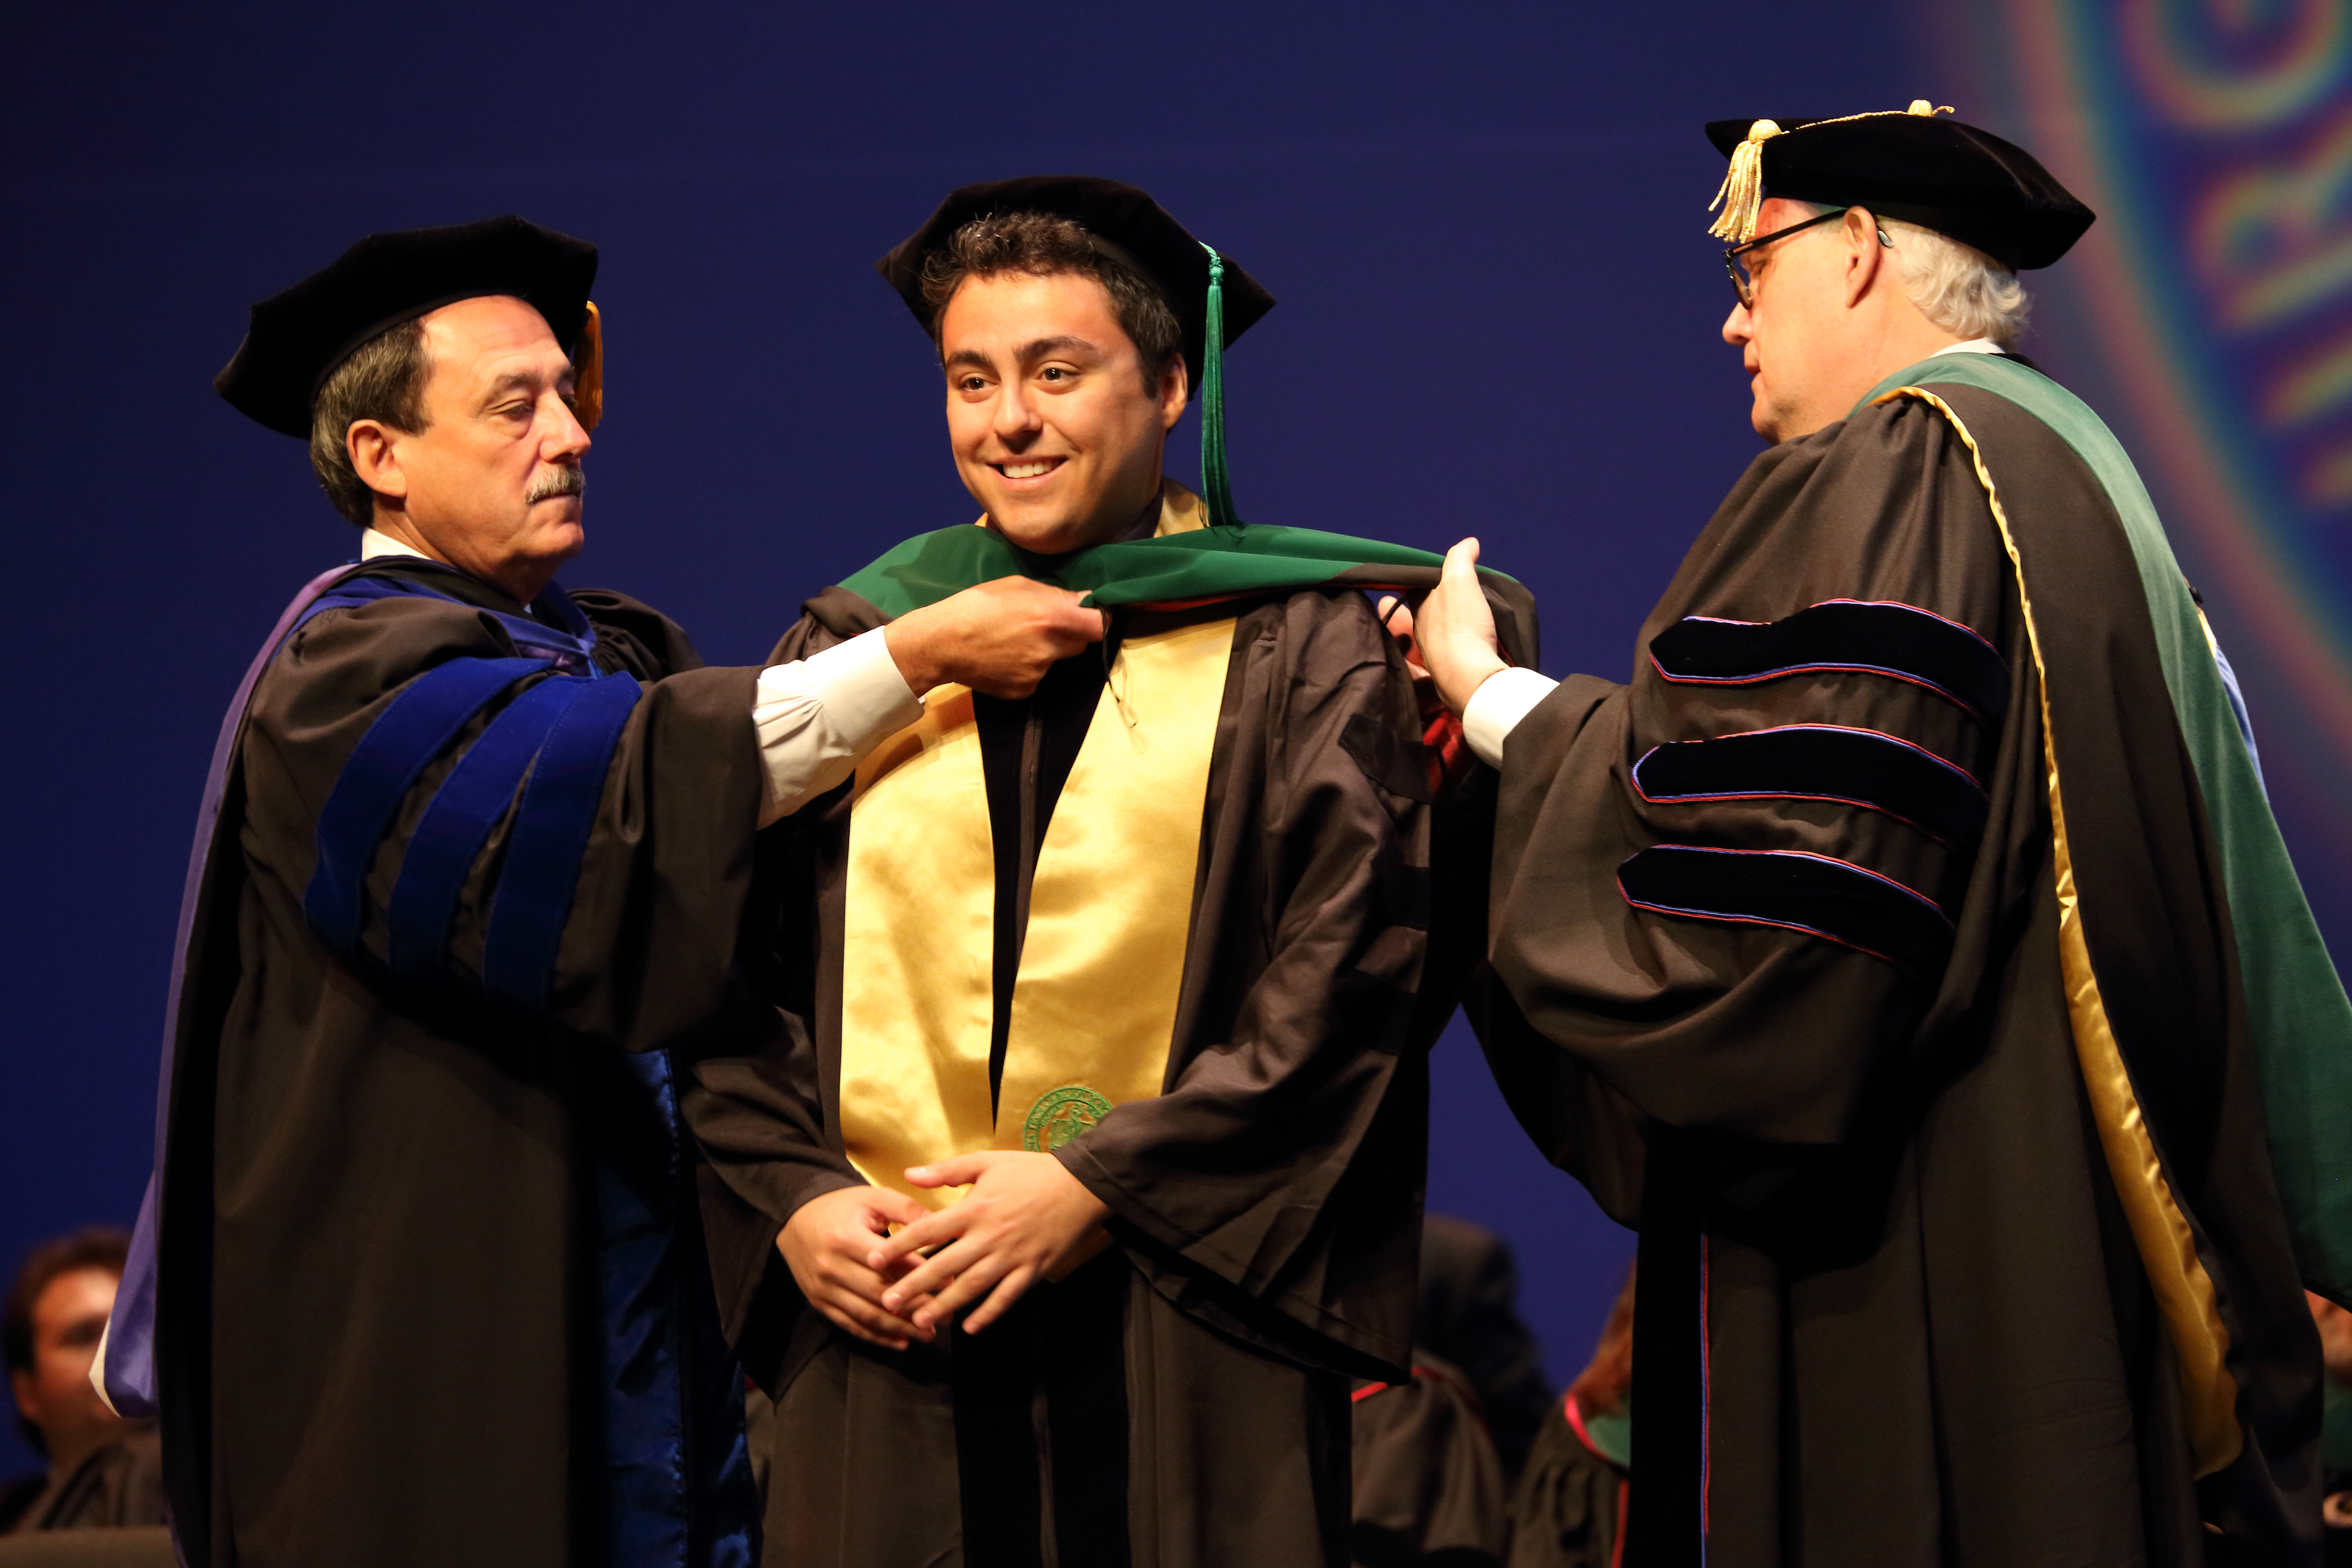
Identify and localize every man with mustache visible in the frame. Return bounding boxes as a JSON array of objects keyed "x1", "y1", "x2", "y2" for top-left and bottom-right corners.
[
  {"x1": 683, "y1": 177, "x2": 1534, "y2": 1566},
  {"x1": 102, "y1": 216, "x2": 1102, "y2": 1568},
  {"x1": 1412, "y1": 106, "x2": 2350, "y2": 1565}
]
